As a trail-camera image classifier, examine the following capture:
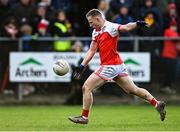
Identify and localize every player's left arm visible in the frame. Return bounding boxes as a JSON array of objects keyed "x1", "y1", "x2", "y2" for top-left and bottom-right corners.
[
  {"x1": 81, "y1": 40, "x2": 98, "y2": 66},
  {"x1": 73, "y1": 41, "x2": 98, "y2": 79},
  {"x1": 118, "y1": 21, "x2": 148, "y2": 32}
]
